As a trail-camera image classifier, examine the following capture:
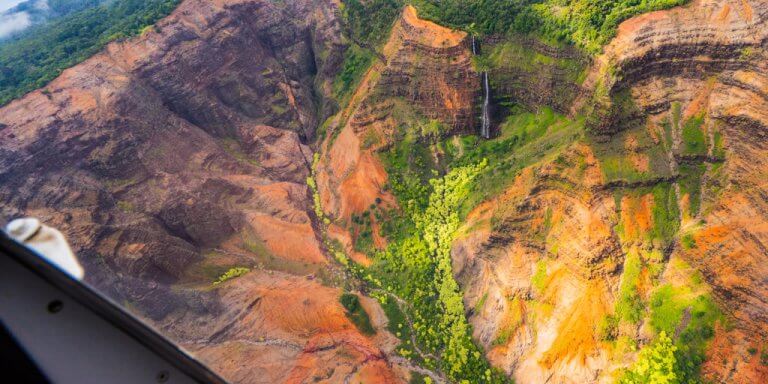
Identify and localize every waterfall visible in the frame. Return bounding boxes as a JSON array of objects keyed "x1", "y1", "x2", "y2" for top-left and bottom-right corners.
[
  {"x1": 472, "y1": 34, "x2": 491, "y2": 139},
  {"x1": 481, "y1": 72, "x2": 490, "y2": 139}
]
